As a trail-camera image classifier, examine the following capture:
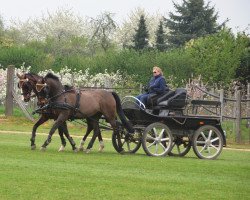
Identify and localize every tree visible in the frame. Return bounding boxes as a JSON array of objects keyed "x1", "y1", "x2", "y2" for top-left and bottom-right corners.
[
  {"x1": 155, "y1": 20, "x2": 166, "y2": 51},
  {"x1": 133, "y1": 15, "x2": 149, "y2": 50},
  {"x1": 165, "y1": 0, "x2": 227, "y2": 48},
  {"x1": 115, "y1": 8, "x2": 163, "y2": 49},
  {"x1": 235, "y1": 33, "x2": 250, "y2": 85},
  {"x1": 89, "y1": 12, "x2": 117, "y2": 53},
  {"x1": 0, "y1": 15, "x2": 4, "y2": 37},
  {"x1": 185, "y1": 29, "x2": 246, "y2": 85}
]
